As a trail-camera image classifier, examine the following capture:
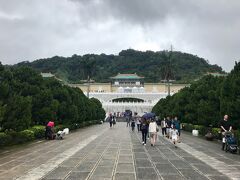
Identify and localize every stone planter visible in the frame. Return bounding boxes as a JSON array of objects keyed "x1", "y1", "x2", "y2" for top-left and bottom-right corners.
[{"x1": 205, "y1": 132, "x2": 214, "y2": 141}]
